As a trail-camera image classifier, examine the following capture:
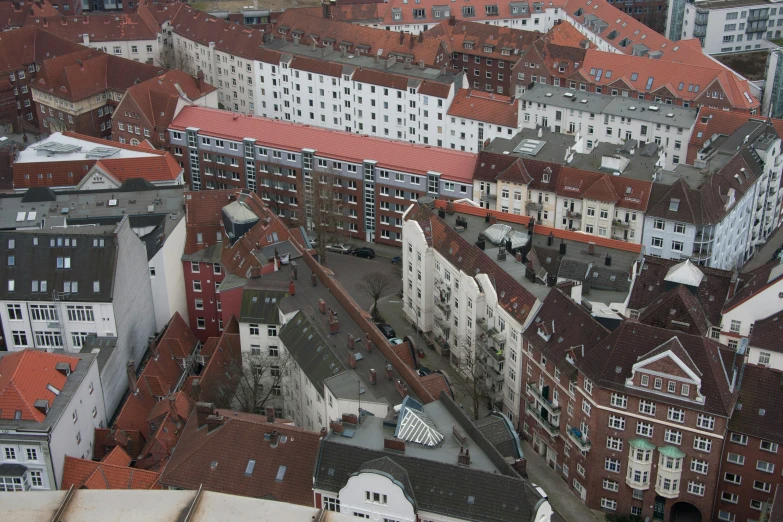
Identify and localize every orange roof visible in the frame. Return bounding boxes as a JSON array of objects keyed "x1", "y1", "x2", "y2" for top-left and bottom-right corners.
[
  {"x1": 447, "y1": 89, "x2": 519, "y2": 128},
  {"x1": 686, "y1": 107, "x2": 775, "y2": 163},
  {"x1": 102, "y1": 446, "x2": 132, "y2": 467},
  {"x1": 25, "y1": 13, "x2": 158, "y2": 43},
  {"x1": 547, "y1": 20, "x2": 593, "y2": 48},
  {"x1": 424, "y1": 19, "x2": 540, "y2": 62},
  {"x1": 61, "y1": 455, "x2": 161, "y2": 490},
  {"x1": 171, "y1": 106, "x2": 478, "y2": 182},
  {"x1": 0, "y1": 351, "x2": 80, "y2": 422},
  {"x1": 96, "y1": 156, "x2": 182, "y2": 183},
  {"x1": 171, "y1": 5, "x2": 269, "y2": 62}
]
